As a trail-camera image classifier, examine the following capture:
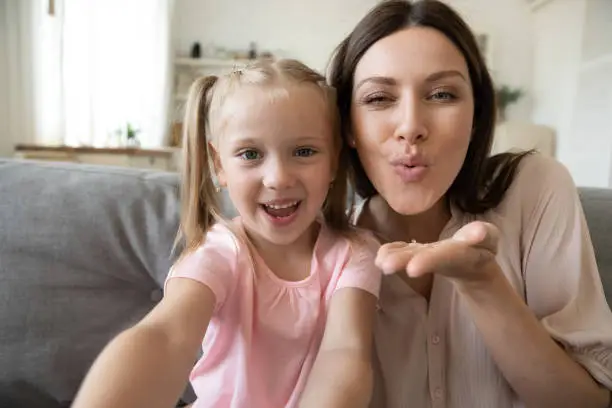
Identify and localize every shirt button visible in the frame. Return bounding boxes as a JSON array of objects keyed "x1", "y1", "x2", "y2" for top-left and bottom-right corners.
[
  {"x1": 432, "y1": 334, "x2": 440, "y2": 345},
  {"x1": 434, "y1": 388, "x2": 443, "y2": 400}
]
